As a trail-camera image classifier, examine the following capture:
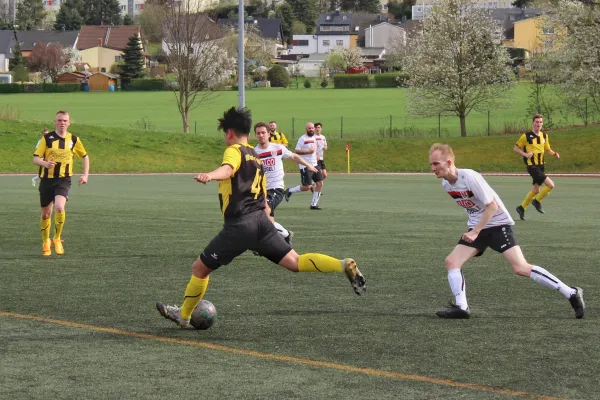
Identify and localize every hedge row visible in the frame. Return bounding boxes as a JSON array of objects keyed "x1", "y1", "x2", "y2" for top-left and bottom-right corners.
[
  {"x1": 333, "y1": 73, "x2": 409, "y2": 89},
  {"x1": 0, "y1": 83, "x2": 81, "y2": 93},
  {"x1": 125, "y1": 78, "x2": 167, "y2": 91}
]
